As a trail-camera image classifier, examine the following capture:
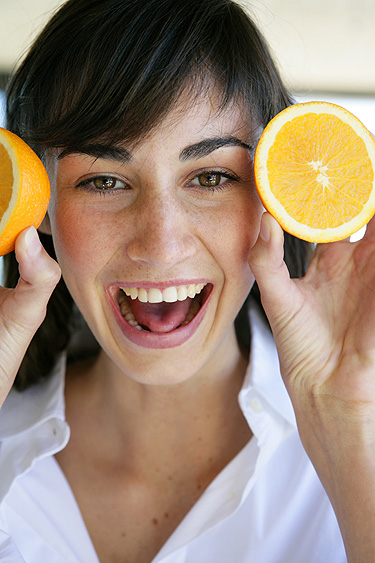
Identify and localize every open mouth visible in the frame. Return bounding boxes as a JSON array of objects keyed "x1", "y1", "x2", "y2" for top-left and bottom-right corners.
[{"x1": 117, "y1": 282, "x2": 211, "y2": 334}]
